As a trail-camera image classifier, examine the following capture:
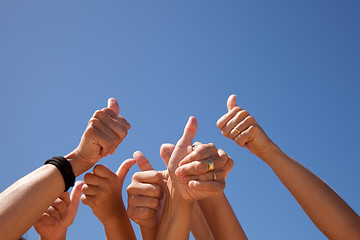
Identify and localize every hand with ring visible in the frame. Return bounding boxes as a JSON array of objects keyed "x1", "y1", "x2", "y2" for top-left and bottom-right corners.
[{"x1": 175, "y1": 142, "x2": 227, "y2": 201}]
